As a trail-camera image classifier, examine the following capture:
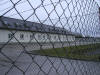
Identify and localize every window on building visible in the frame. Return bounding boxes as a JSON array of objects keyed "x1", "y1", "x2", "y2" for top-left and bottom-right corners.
[
  {"x1": 38, "y1": 34, "x2": 41, "y2": 40},
  {"x1": 8, "y1": 33, "x2": 13, "y2": 39},
  {"x1": 30, "y1": 34, "x2": 34, "y2": 40},
  {"x1": 43, "y1": 35, "x2": 45, "y2": 39},
  {"x1": 47, "y1": 35, "x2": 51, "y2": 39},
  {"x1": 20, "y1": 34, "x2": 24, "y2": 40},
  {"x1": 54, "y1": 36, "x2": 56, "y2": 39}
]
